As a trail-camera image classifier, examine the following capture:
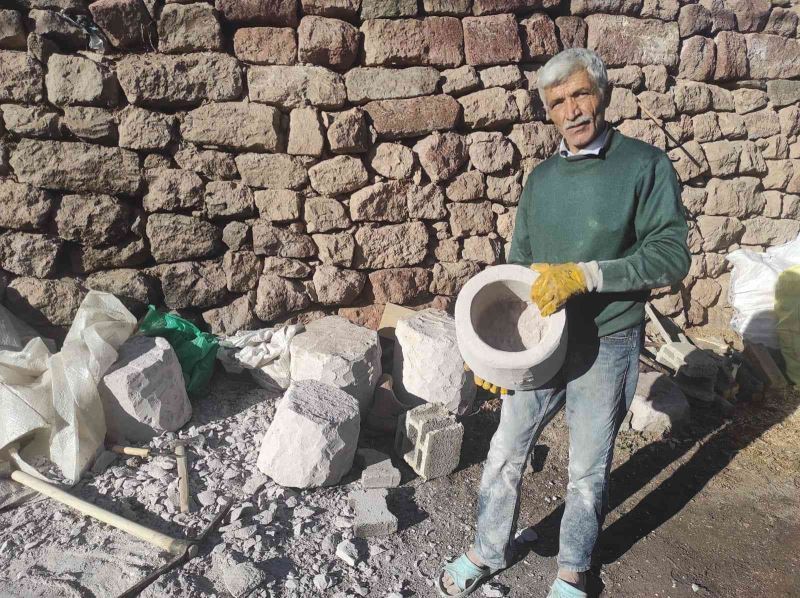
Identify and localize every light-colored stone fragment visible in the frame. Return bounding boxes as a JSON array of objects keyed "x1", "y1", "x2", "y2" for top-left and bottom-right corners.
[
  {"x1": 393, "y1": 308, "x2": 475, "y2": 414},
  {"x1": 257, "y1": 379, "x2": 360, "y2": 487},
  {"x1": 290, "y1": 315, "x2": 382, "y2": 413},
  {"x1": 100, "y1": 335, "x2": 191, "y2": 443}
]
